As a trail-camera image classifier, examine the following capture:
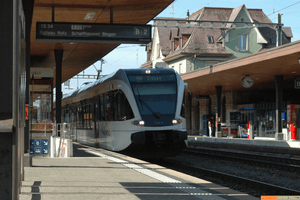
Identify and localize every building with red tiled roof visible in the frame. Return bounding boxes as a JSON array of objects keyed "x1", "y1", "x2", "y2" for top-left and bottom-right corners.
[{"x1": 140, "y1": 4, "x2": 293, "y2": 74}]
